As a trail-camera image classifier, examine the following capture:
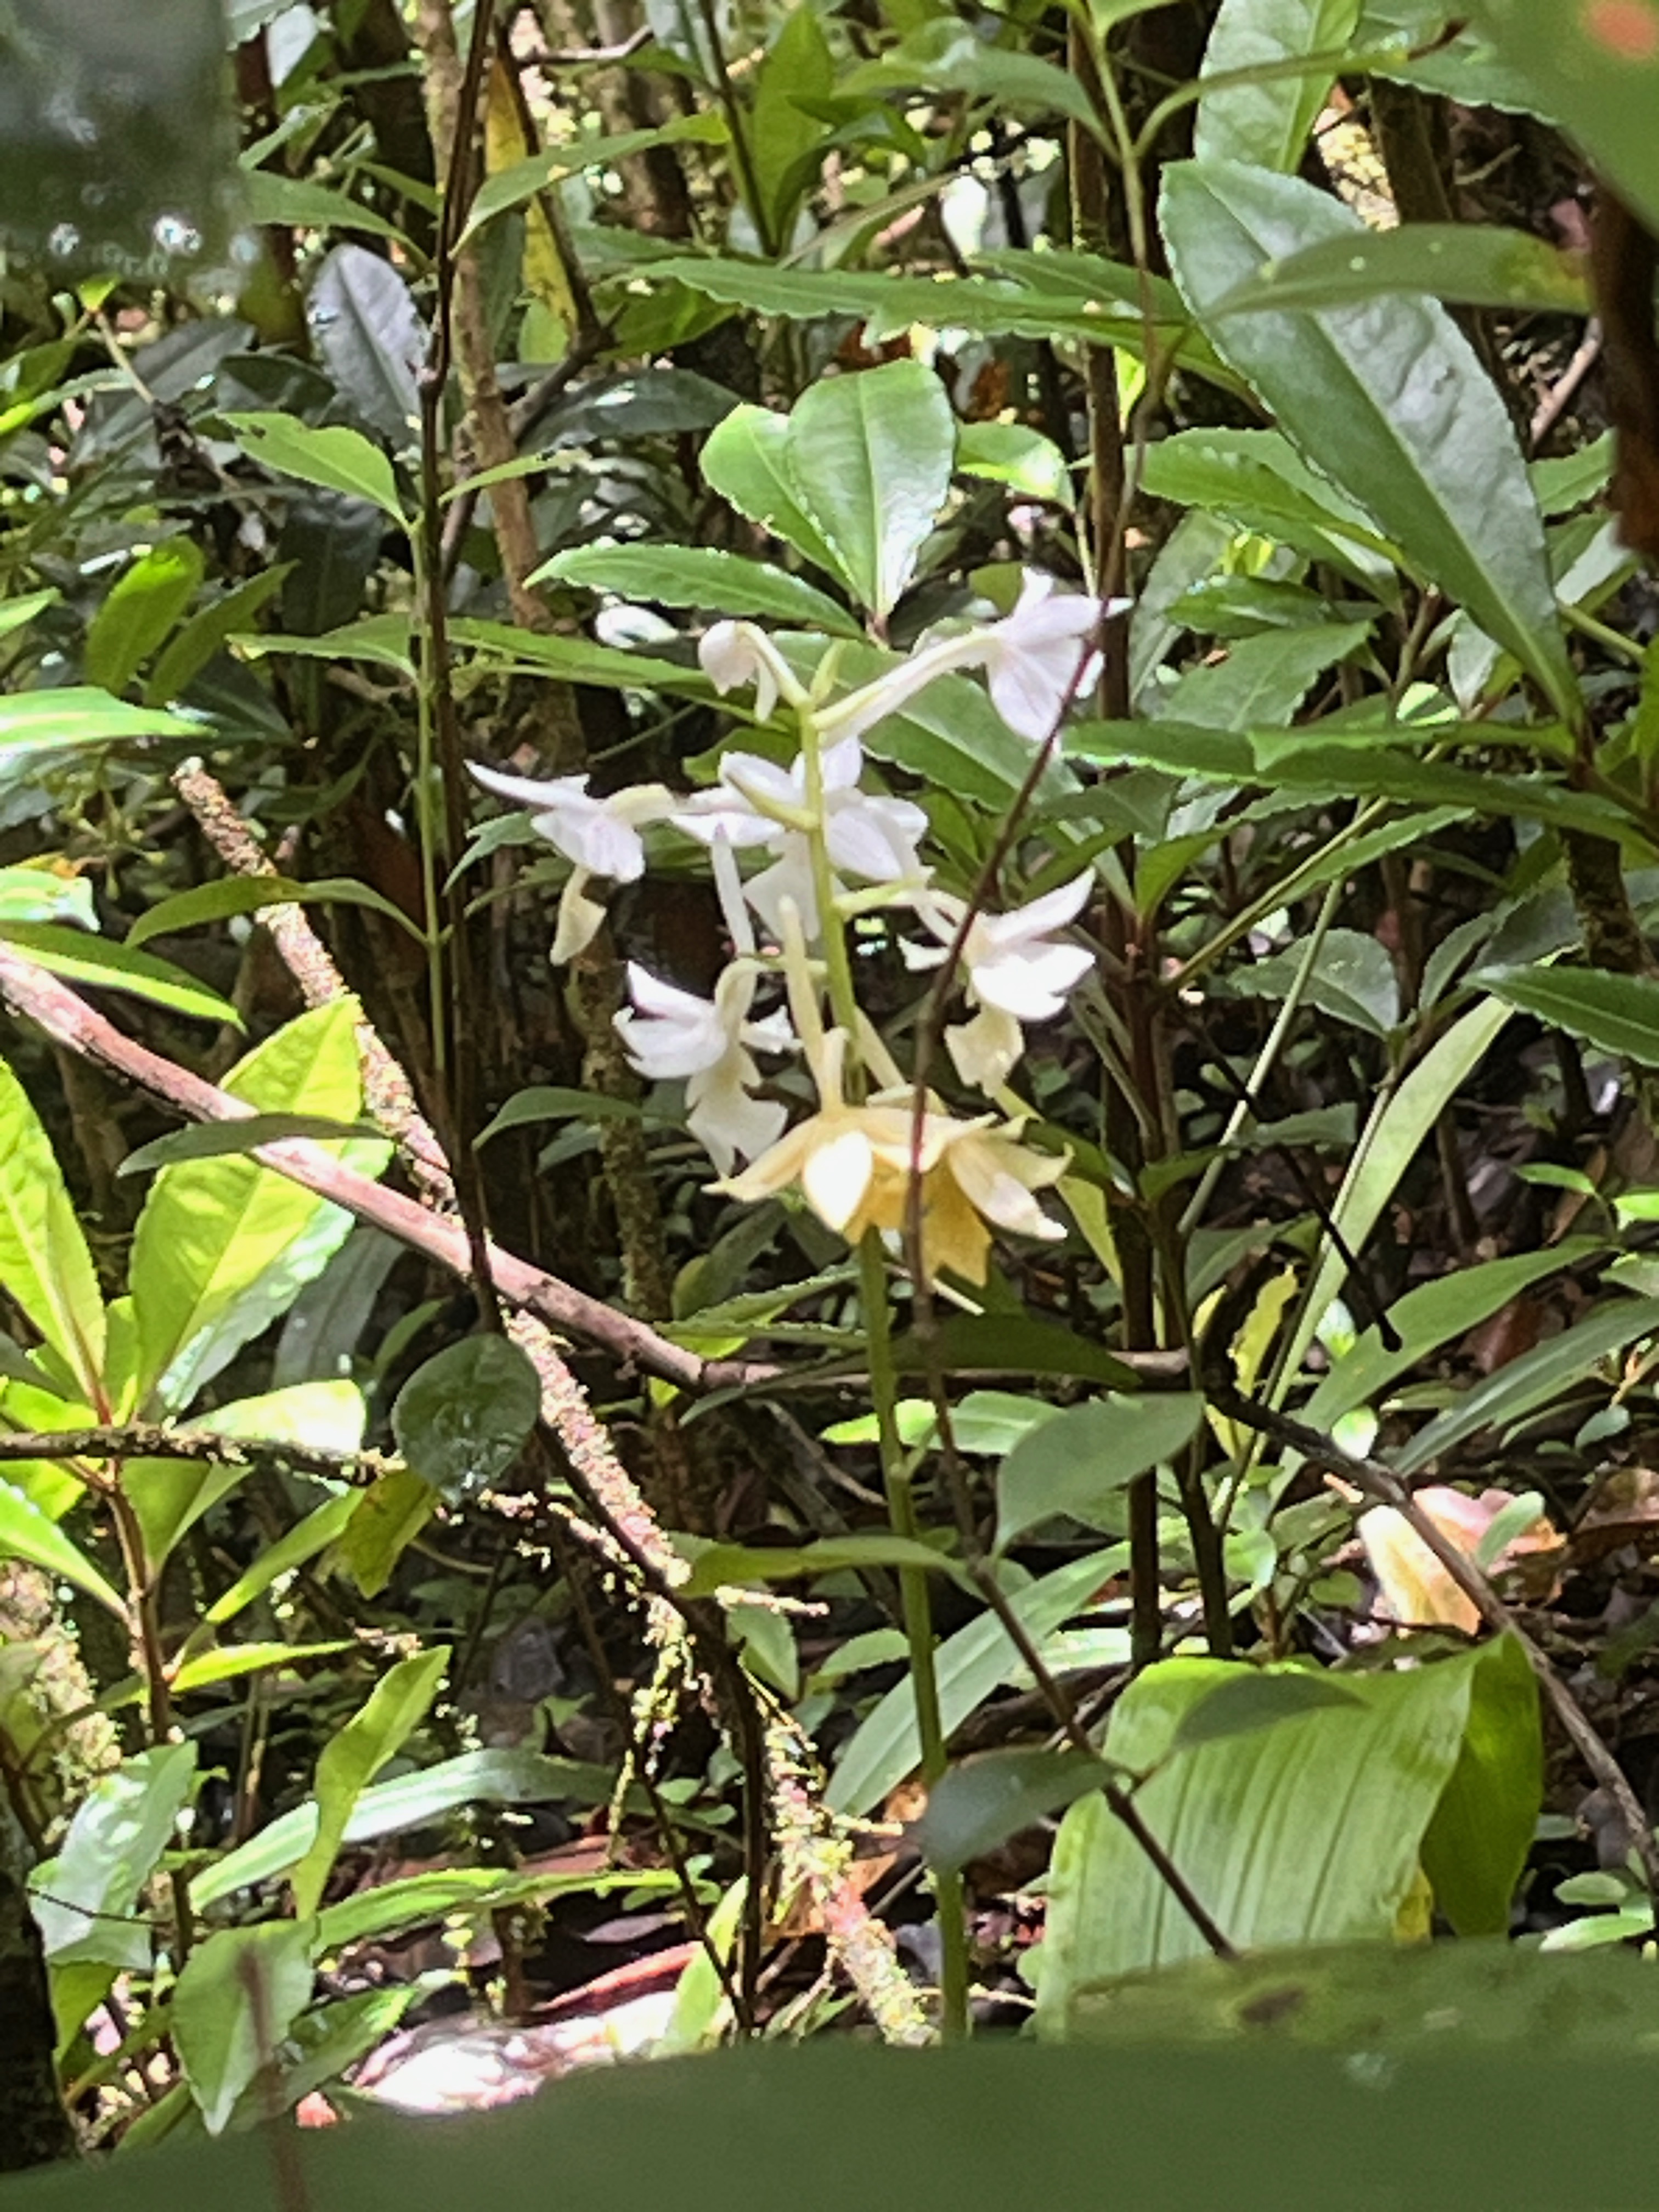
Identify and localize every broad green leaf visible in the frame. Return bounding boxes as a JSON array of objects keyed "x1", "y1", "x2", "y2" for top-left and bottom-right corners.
[
  {"x1": 241, "y1": 170, "x2": 409, "y2": 244},
  {"x1": 0, "y1": 866, "x2": 94, "y2": 929},
  {"x1": 0, "y1": 1053, "x2": 104, "y2": 1397},
  {"x1": 1487, "y1": 963, "x2": 1659, "y2": 1066},
  {"x1": 173, "y1": 1920, "x2": 317, "y2": 2135},
  {"x1": 827, "y1": 1548, "x2": 1128, "y2": 1817},
  {"x1": 391, "y1": 1335, "x2": 541, "y2": 1499},
  {"x1": 785, "y1": 359, "x2": 964, "y2": 617},
  {"x1": 34, "y1": 2013, "x2": 1659, "y2": 2201},
  {"x1": 117, "y1": 1114, "x2": 383, "y2": 1177},
  {"x1": 0, "y1": 923, "x2": 241, "y2": 1027},
  {"x1": 189, "y1": 1379, "x2": 367, "y2": 1455},
  {"x1": 291, "y1": 1648, "x2": 448, "y2": 1918},
  {"x1": 236, "y1": 613, "x2": 415, "y2": 675},
  {"x1": 0, "y1": 1480, "x2": 123, "y2": 1615},
  {"x1": 219, "y1": 411, "x2": 405, "y2": 526},
  {"x1": 996, "y1": 1394, "x2": 1205, "y2": 1550},
  {"x1": 83, "y1": 539, "x2": 205, "y2": 695},
  {"x1": 1065, "y1": 720, "x2": 1630, "y2": 844},
  {"x1": 0, "y1": 687, "x2": 194, "y2": 756},
  {"x1": 1464, "y1": 0, "x2": 1659, "y2": 236},
  {"x1": 0, "y1": 589, "x2": 57, "y2": 638},
  {"x1": 918, "y1": 1749, "x2": 1113, "y2": 1875},
  {"x1": 204, "y1": 1490, "x2": 358, "y2": 1627},
  {"x1": 1228, "y1": 927, "x2": 1400, "y2": 1036},
  {"x1": 701, "y1": 404, "x2": 845, "y2": 583},
  {"x1": 1420, "y1": 1633, "x2": 1541, "y2": 1937},
  {"x1": 460, "y1": 114, "x2": 727, "y2": 244},
  {"x1": 1197, "y1": 0, "x2": 1362, "y2": 172},
  {"x1": 193, "y1": 1748, "x2": 612, "y2": 1908},
  {"x1": 681, "y1": 1532, "x2": 957, "y2": 1597},
  {"x1": 1212, "y1": 222, "x2": 1589, "y2": 318},
  {"x1": 955, "y1": 421, "x2": 1073, "y2": 504},
  {"x1": 1160, "y1": 160, "x2": 1577, "y2": 721},
  {"x1": 1035, "y1": 1650, "x2": 1483, "y2": 2012},
  {"x1": 29, "y1": 1744, "x2": 196, "y2": 1968},
  {"x1": 127, "y1": 871, "x2": 422, "y2": 950},
  {"x1": 1393, "y1": 1298, "x2": 1659, "y2": 1476},
  {"x1": 530, "y1": 543, "x2": 860, "y2": 635},
  {"x1": 129, "y1": 1001, "x2": 388, "y2": 1414}
]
